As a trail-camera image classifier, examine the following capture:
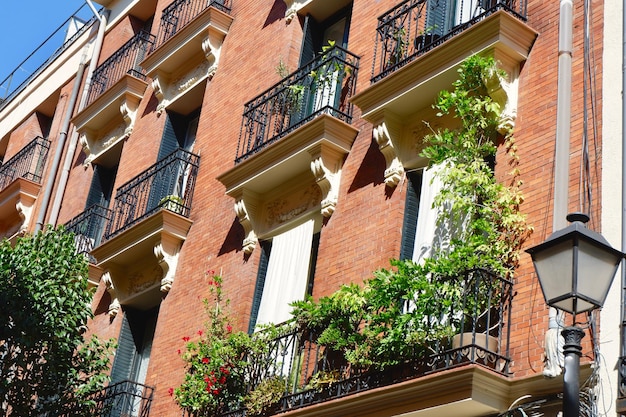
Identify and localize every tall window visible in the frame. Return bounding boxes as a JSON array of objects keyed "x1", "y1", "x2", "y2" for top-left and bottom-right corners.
[{"x1": 248, "y1": 219, "x2": 320, "y2": 332}]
